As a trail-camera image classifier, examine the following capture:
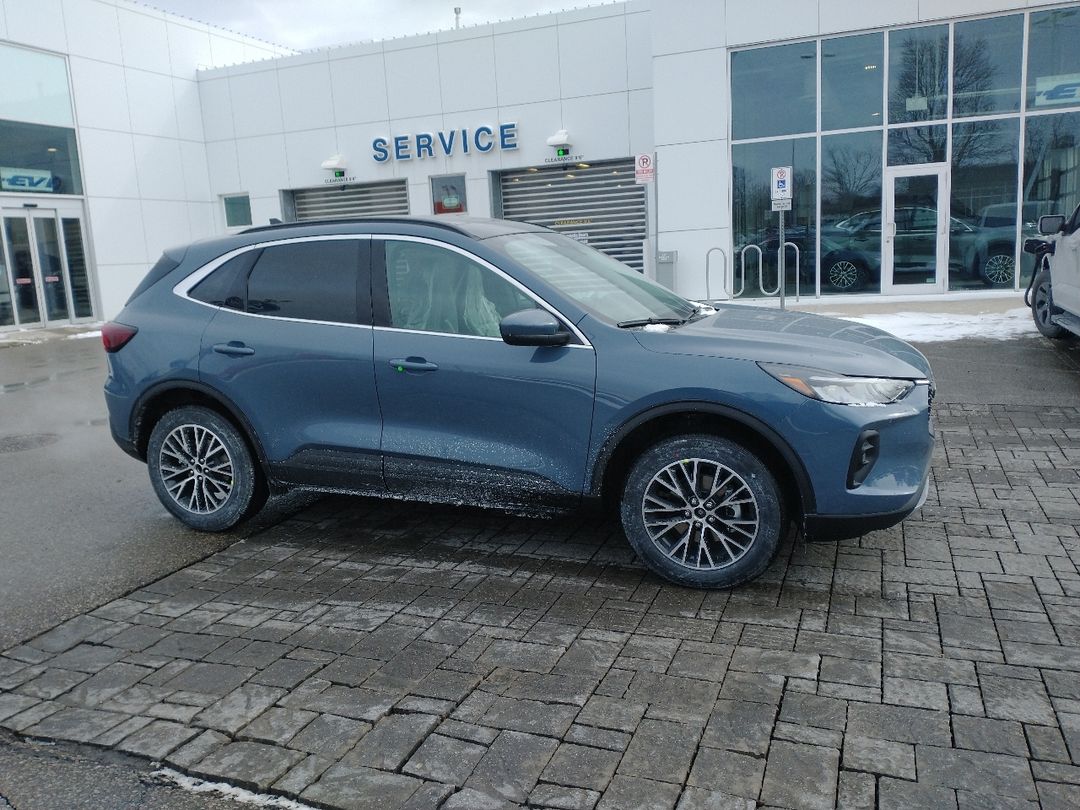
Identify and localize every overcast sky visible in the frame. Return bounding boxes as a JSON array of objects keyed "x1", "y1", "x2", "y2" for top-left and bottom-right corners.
[{"x1": 145, "y1": 0, "x2": 609, "y2": 50}]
